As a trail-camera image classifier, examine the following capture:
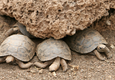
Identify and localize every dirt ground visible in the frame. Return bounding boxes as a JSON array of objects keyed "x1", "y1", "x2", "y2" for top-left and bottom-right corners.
[{"x1": 0, "y1": 10, "x2": 115, "y2": 80}]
